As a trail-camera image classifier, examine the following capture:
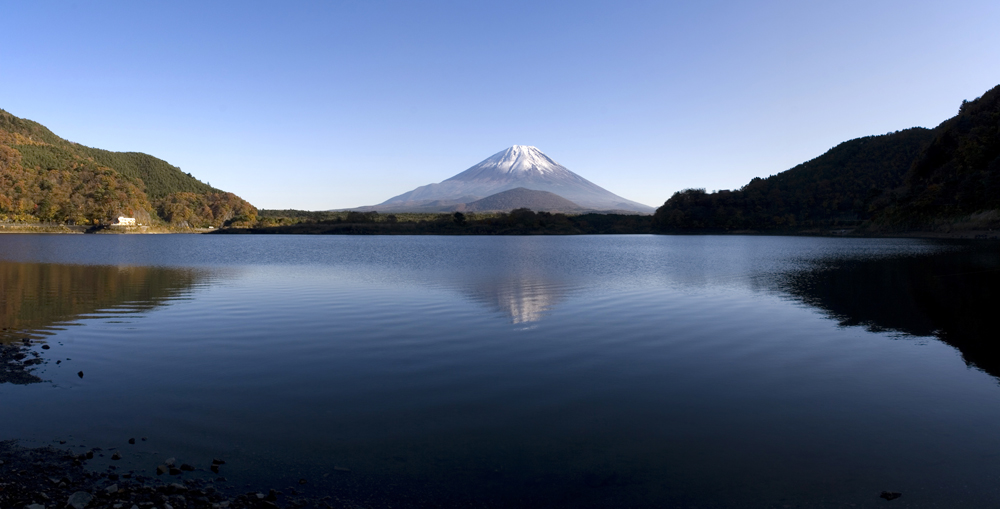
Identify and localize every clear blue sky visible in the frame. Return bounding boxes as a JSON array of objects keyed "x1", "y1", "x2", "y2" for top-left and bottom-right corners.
[{"x1": 2, "y1": 0, "x2": 998, "y2": 210}]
